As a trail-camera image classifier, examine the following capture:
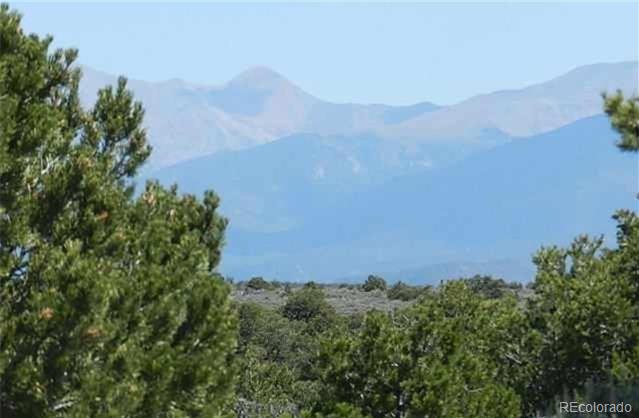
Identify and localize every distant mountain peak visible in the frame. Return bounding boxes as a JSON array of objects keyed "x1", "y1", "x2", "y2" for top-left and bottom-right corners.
[
  {"x1": 78, "y1": 60, "x2": 637, "y2": 169},
  {"x1": 229, "y1": 66, "x2": 291, "y2": 90}
]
